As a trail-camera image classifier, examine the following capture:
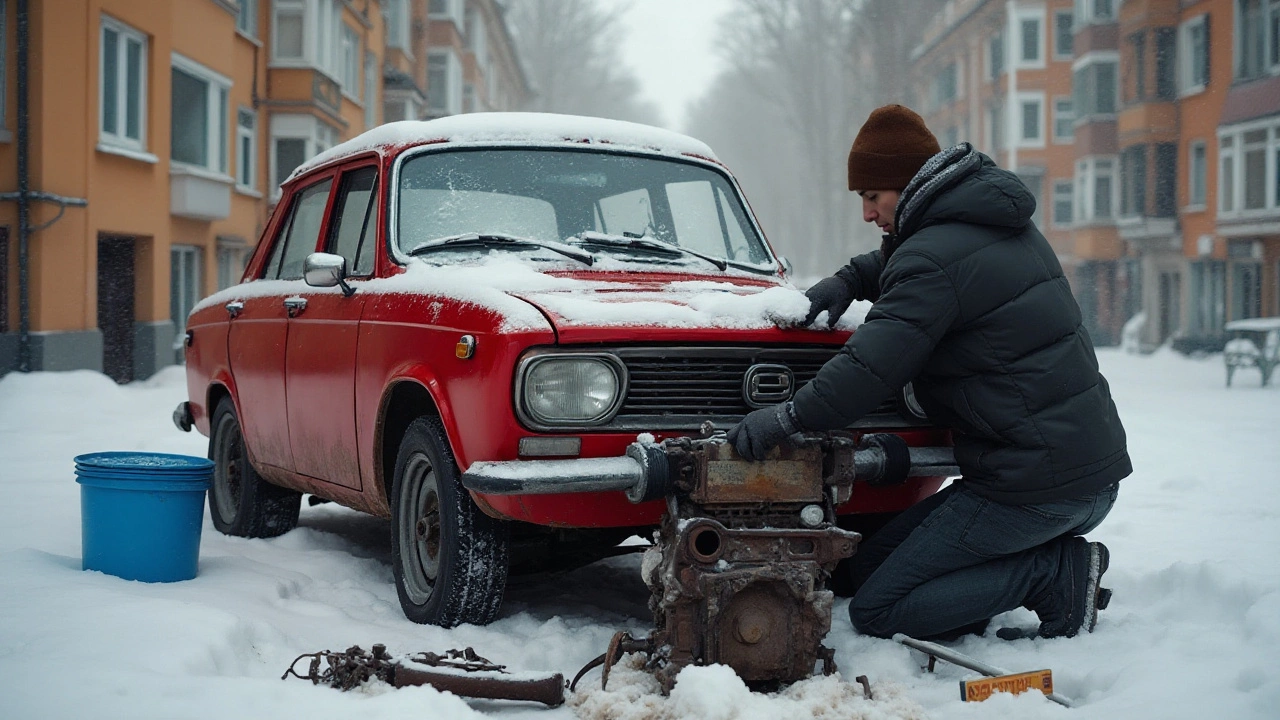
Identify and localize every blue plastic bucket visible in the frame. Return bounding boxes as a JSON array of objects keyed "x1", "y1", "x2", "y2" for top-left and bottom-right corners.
[{"x1": 75, "y1": 452, "x2": 214, "y2": 582}]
